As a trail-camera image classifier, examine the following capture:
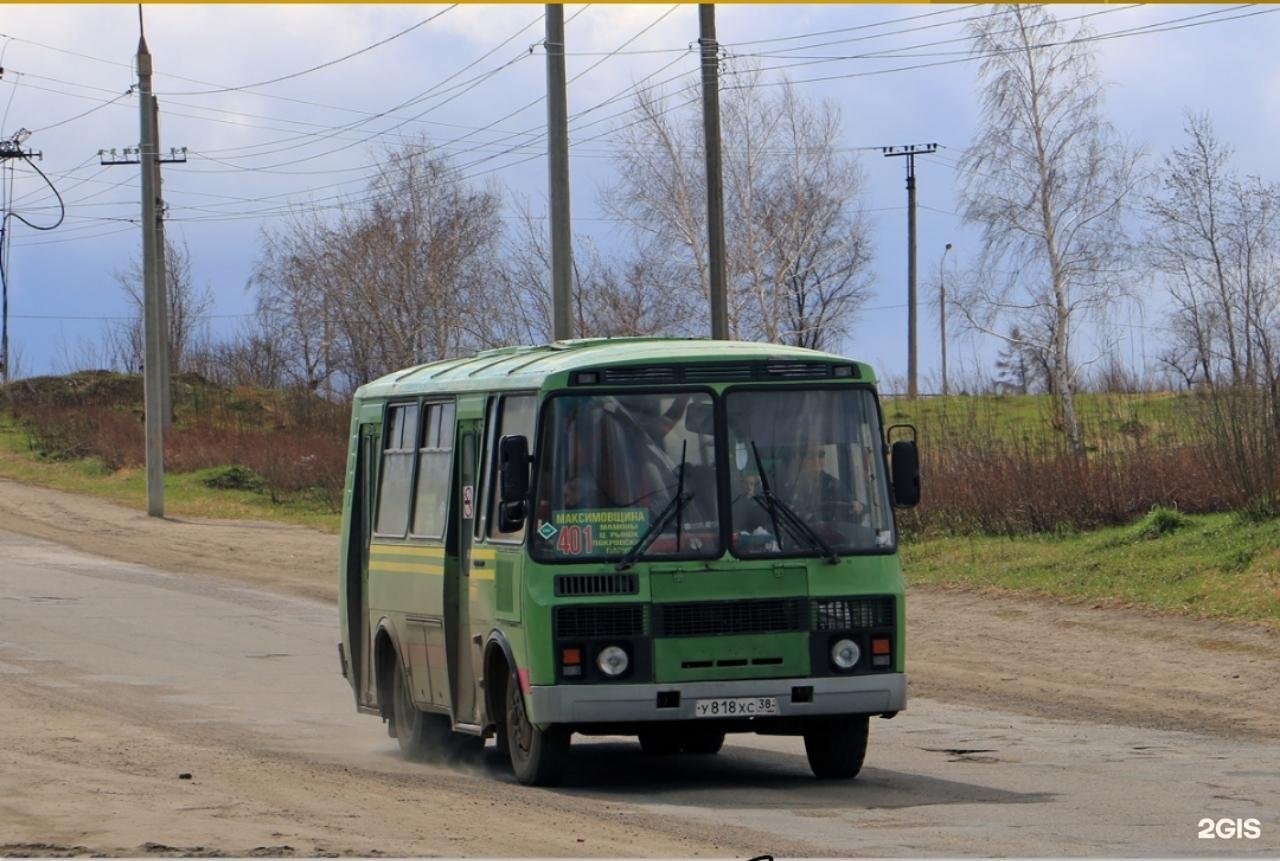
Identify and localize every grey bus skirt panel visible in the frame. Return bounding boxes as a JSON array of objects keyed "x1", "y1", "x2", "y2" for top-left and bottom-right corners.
[{"x1": 526, "y1": 672, "x2": 906, "y2": 726}]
